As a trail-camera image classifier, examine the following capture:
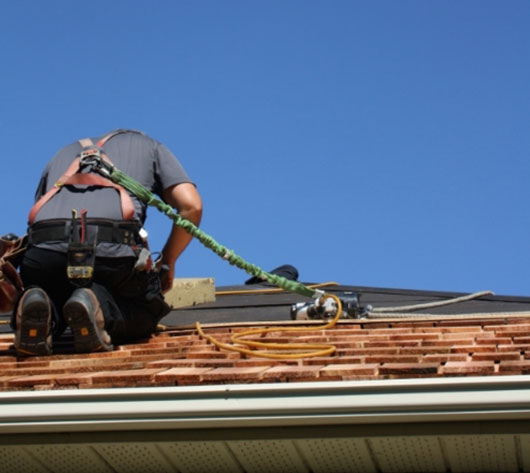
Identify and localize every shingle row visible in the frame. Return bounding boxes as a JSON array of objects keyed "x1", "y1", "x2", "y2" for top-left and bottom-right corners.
[{"x1": 1, "y1": 317, "x2": 529, "y2": 391}]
